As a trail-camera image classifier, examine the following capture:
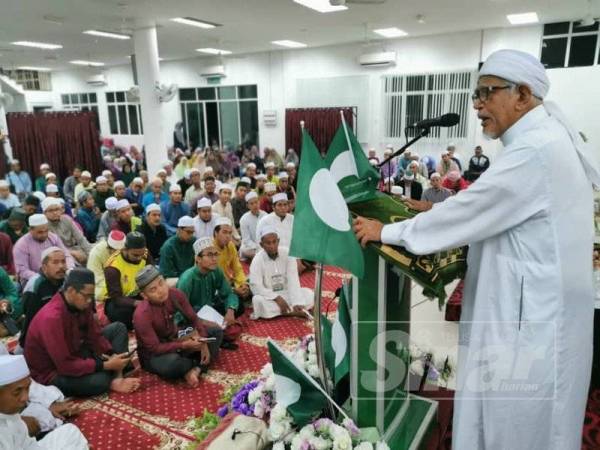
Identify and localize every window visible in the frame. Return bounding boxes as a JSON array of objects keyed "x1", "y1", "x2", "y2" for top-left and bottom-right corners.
[
  {"x1": 2, "y1": 69, "x2": 52, "y2": 91},
  {"x1": 383, "y1": 71, "x2": 474, "y2": 140},
  {"x1": 61, "y1": 92, "x2": 100, "y2": 129},
  {"x1": 541, "y1": 21, "x2": 600, "y2": 68},
  {"x1": 105, "y1": 90, "x2": 143, "y2": 135},
  {"x1": 178, "y1": 84, "x2": 259, "y2": 149}
]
